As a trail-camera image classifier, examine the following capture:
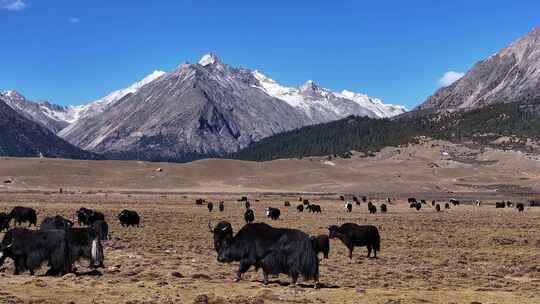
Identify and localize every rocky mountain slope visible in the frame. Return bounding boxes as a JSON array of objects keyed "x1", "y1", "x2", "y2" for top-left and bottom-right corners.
[
  {"x1": 0, "y1": 97, "x2": 99, "y2": 159},
  {"x1": 418, "y1": 27, "x2": 540, "y2": 111},
  {"x1": 59, "y1": 54, "x2": 404, "y2": 161}
]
